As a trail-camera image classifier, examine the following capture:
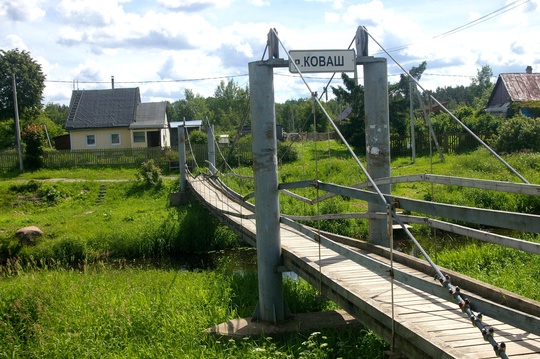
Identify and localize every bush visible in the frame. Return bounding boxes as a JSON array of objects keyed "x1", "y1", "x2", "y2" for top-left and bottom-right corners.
[
  {"x1": 492, "y1": 115, "x2": 540, "y2": 153},
  {"x1": 277, "y1": 141, "x2": 298, "y2": 163},
  {"x1": 21, "y1": 124, "x2": 45, "y2": 170},
  {"x1": 189, "y1": 130, "x2": 207, "y2": 144},
  {"x1": 135, "y1": 160, "x2": 163, "y2": 189}
]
